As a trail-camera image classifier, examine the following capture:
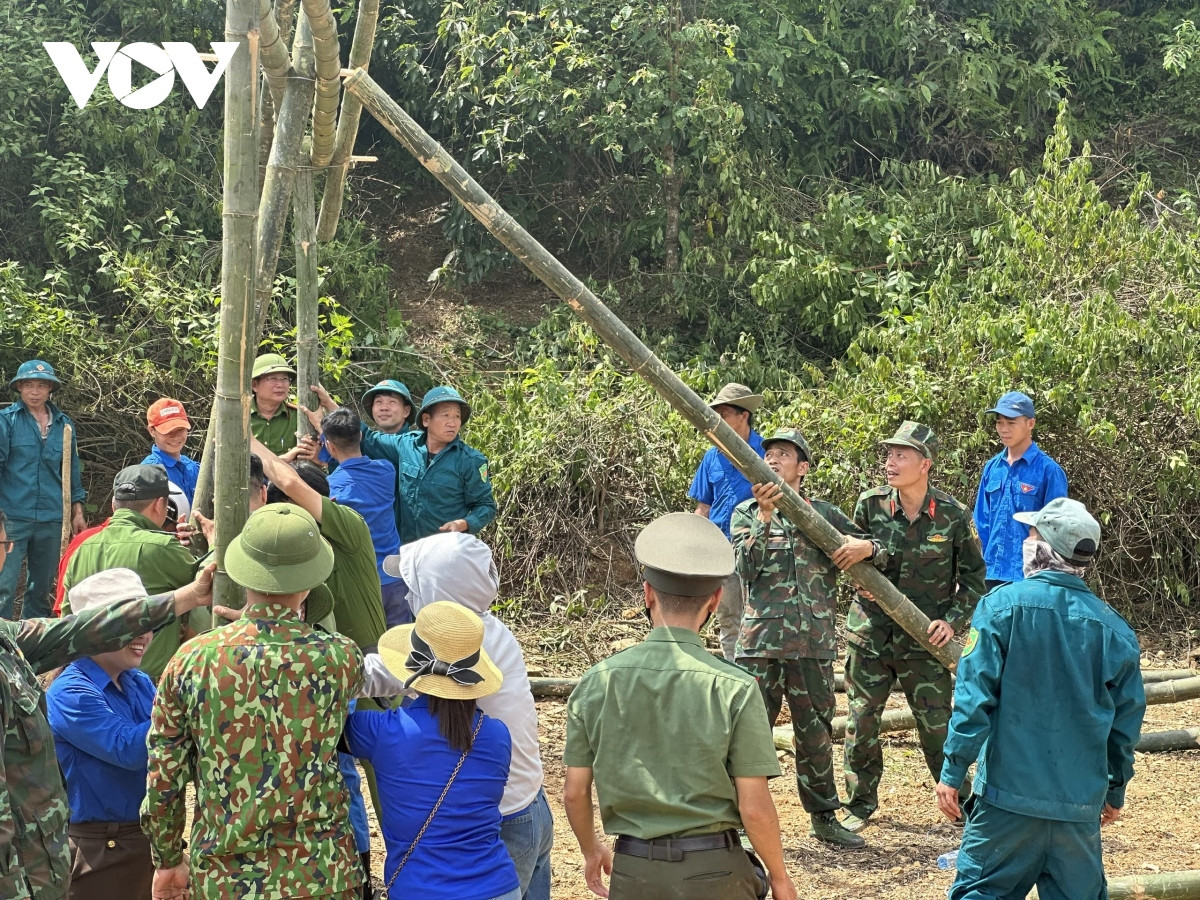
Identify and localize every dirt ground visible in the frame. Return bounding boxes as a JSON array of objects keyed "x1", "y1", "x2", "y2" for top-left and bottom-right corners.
[{"x1": 363, "y1": 655, "x2": 1200, "y2": 898}]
